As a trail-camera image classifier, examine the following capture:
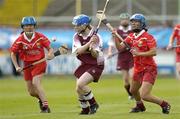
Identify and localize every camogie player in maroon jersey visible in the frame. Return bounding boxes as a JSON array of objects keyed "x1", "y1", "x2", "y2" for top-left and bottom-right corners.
[
  {"x1": 72, "y1": 14, "x2": 104, "y2": 115},
  {"x1": 108, "y1": 13, "x2": 134, "y2": 100},
  {"x1": 10, "y1": 16, "x2": 54, "y2": 113}
]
